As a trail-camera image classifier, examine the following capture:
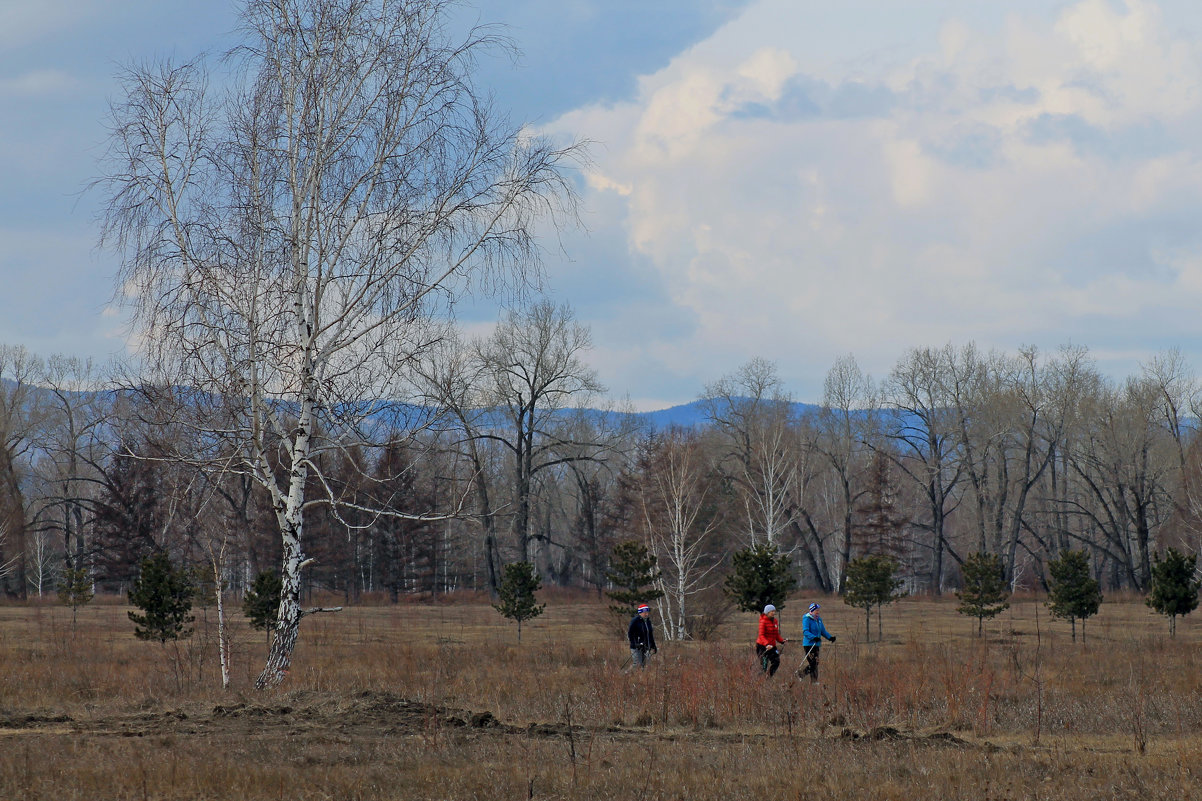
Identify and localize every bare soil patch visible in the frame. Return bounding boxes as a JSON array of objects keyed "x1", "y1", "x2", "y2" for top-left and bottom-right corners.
[{"x1": 1, "y1": 689, "x2": 982, "y2": 748}]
